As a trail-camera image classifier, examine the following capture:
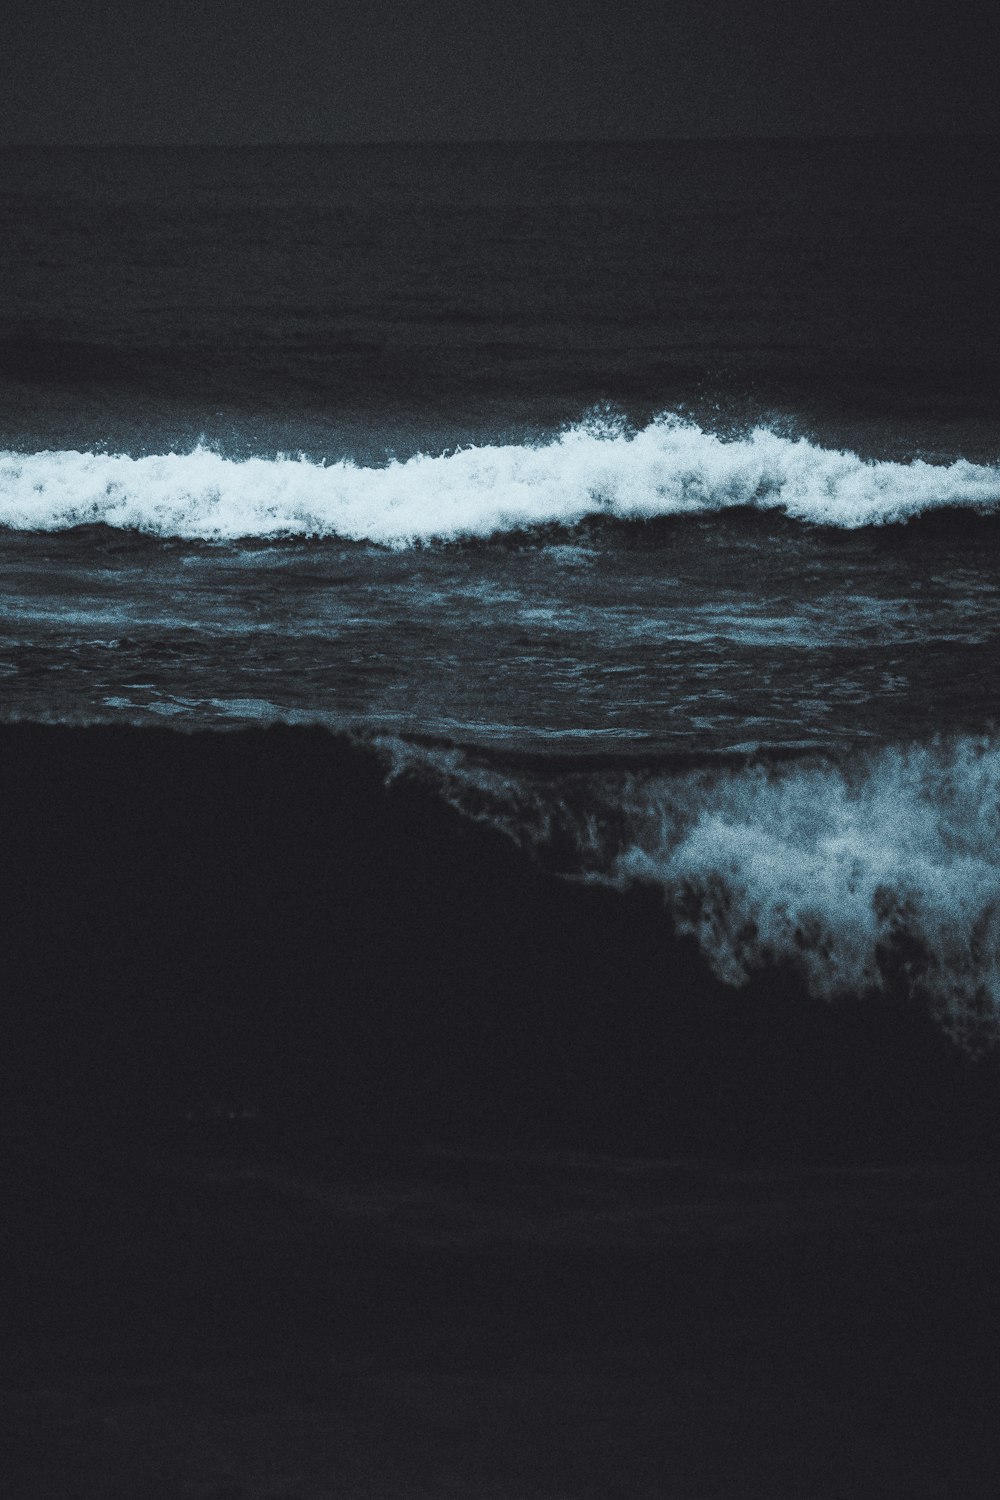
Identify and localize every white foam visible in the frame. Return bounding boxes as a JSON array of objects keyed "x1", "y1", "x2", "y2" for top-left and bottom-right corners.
[
  {"x1": 2, "y1": 416, "x2": 999, "y2": 543},
  {"x1": 385, "y1": 736, "x2": 1000, "y2": 1045}
]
